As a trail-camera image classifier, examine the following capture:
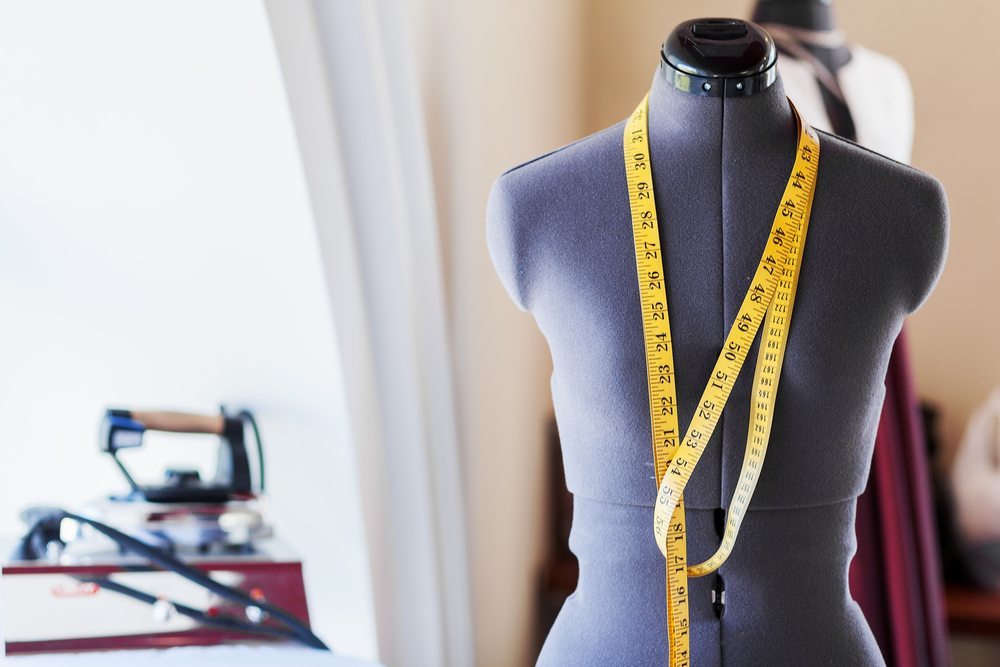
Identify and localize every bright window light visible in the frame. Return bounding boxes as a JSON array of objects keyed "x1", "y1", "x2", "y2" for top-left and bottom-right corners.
[{"x1": 0, "y1": 0, "x2": 377, "y2": 659}]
